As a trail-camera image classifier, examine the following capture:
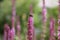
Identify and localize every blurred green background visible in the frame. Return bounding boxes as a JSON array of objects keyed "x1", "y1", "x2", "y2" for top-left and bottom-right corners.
[{"x1": 0, "y1": 0, "x2": 58, "y2": 40}]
